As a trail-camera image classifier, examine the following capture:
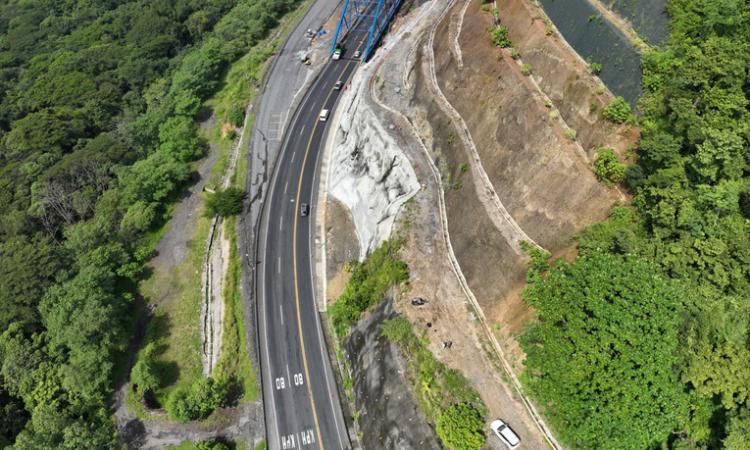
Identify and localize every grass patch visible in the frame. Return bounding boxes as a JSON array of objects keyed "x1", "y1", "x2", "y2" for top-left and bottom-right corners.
[
  {"x1": 382, "y1": 316, "x2": 487, "y2": 449},
  {"x1": 132, "y1": 212, "x2": 209, "y2": 412},
  {"x1": 327, "y1": 240, "x2": 409, "y2": 336}
]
